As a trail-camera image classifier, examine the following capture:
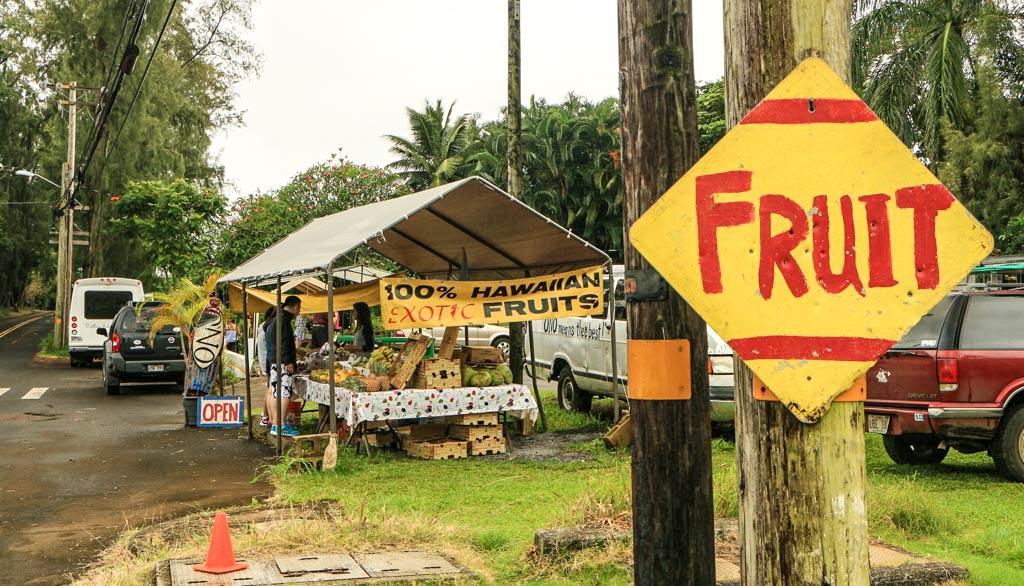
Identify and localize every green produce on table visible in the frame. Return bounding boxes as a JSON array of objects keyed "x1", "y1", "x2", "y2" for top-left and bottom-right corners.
[
  {"x1": 470, "y1": 372, "x2": 492, "y2": 387},
  {"x1": 496, "y1": 364, "x2": 513, "y2": 384},
  {"x1": 461, "y1": 366, "x2": 477, "y2": 386}
]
